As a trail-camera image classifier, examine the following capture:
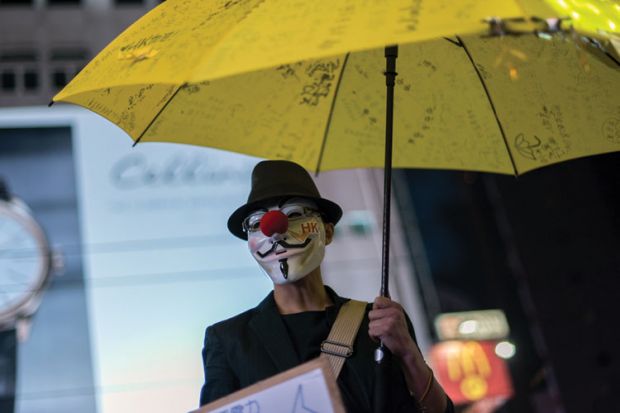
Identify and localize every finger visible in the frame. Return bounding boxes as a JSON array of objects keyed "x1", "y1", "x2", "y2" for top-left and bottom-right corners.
[
  {"x1": 368, "y1": 307, "x2": 389, "y2": 320},
  {"x1": 373, "y1": 296, "x2": 405, "y2": 310},
  {"x1": 368, "y1": 307, "x2": 402, "y2": 321},
  {"x1": 368, "y1": 322, "x2": 390, "y2": 339},
  {"x1": 373, "y1": 296, "x2": 393, "y2": 309},
  {"x1": 368, "y1": 318, "x2": 399, "y2": 335}
]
